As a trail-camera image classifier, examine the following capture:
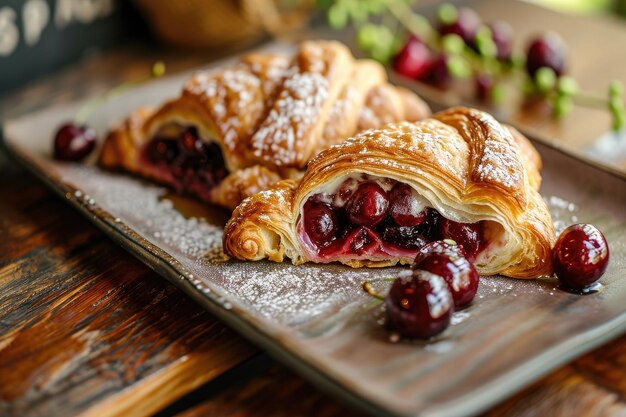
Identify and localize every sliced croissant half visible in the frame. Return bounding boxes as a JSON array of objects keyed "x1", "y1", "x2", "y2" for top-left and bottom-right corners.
[
  {"x1": 98, "y1": 40, "x2": 430, "y2": 209},
  {"x1": 223, "y1": 107, "x2": 555, "y2": 279}
]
